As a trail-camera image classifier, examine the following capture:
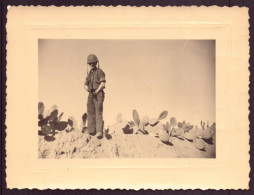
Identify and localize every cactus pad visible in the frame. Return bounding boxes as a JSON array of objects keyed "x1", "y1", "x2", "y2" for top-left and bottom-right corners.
[
  {"x1": 38, "y1": 102, "x2": 45, "y2": 115},
  {"x1": 157, "y1": 111, "x2": 168, "y2": 121},
  {"x1": 159, "y1": 129, "x2": 170, "y2": 143},
  {"x1": 132, "y1": 110, "x2": 140, "y2": 126},
  {"x1": 128, "y1": 121, "x2": 135, "y2": 128},
  {"x1": 210, "y1": 123, "x2": 216, "y2": 131},
  {"x1": 200, "y1": 128, "x2": 212, "y2": 140},
  {"x1": 55, "y1": 121, "x2": 68, "y2": 131},
  {"x1": 133, "y1": 126, "x2": 139, "y2": 134},
  {"x1": 49, "y1": 110, "x2": 58, "y2": 121},
  {"x1": 178, "y1": 122, "x2": 183, "y2": 128},
  {"x1": 116, "y1": 113, "x2": 123, "y2": 124},
  {"x1": 184, "y1": 130, "x2": 196, "y2": 141},
  {"x1": 82, "y1": 113, "x2": 87, "y2": 126},
  {"x1": 38, "y1": 116, "x2": 49, "y2": 127},
  {"x1": 68, "y1": 116, "x2": 77, "y2": 129},
  {"x1": 183, "y1": 125, "x2": 193, "y2": 132},
  {"x1": 68, "y1": 119, "x2": 74, "y2": 127},
  {"x1": 170, "y1": 117, "x2": 177, "y2": 126},
  {"x1": 195, "y1": 128, "x2": 203, "y2": 137},
  {"x1": 41, "y1": 125, "x2": 52, "y2": 135},
  {"x1": 193, "y1": 137, "x2": 205, "y2": 150},
  {"x1": 171, "y1": 129, "x2": 184, "y2": 137}
]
